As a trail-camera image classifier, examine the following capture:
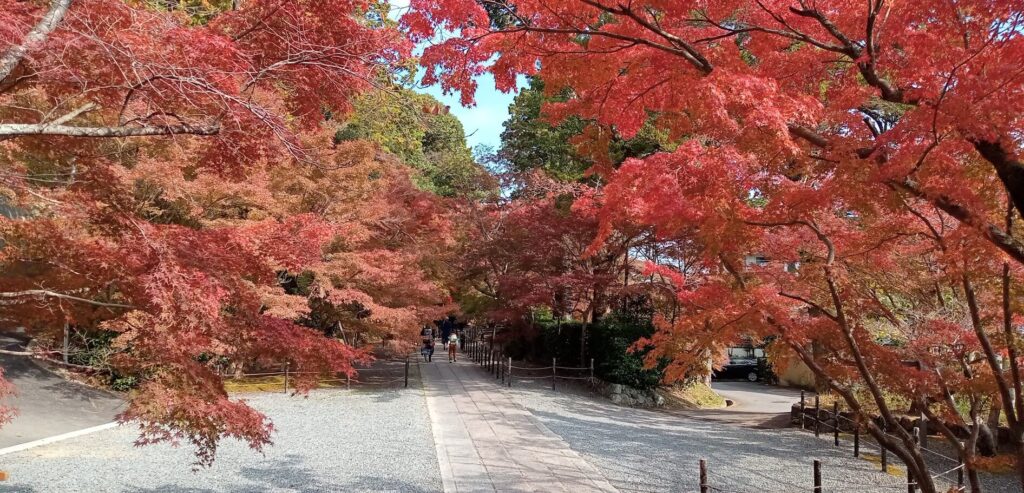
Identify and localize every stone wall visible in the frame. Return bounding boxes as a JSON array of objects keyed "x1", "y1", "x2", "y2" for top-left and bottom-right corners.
[{"x1": 595, "y1": 380, "x2": 665, "y2": 408}]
